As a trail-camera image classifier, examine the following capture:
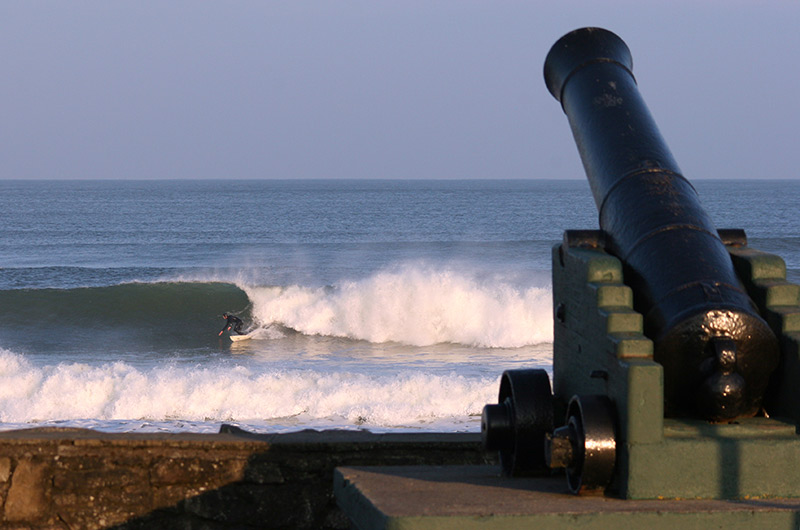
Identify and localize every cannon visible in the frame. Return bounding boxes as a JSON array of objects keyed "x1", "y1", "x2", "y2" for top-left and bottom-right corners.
[
  {"x1": 483, "y1": 28, "x2": 800, "y2": 499},
  {"x1": 545, "y1": 27, "x2": 780, "y2": 421}
]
